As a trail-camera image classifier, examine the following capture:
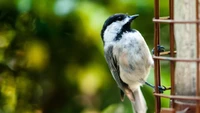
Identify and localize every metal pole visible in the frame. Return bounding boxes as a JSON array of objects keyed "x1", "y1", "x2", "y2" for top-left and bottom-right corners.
[
  {"x1": 154, "y1": 0, "x2": 161, "y2": 112},
  {"x1": 196, "y1": 0, "x2": 200, "y2": 112},
  {"x1": 169, "y1": 0, "x2": 175, "y2": 109}
]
